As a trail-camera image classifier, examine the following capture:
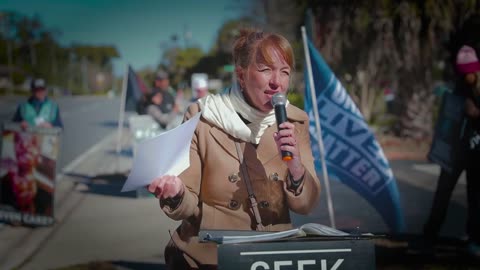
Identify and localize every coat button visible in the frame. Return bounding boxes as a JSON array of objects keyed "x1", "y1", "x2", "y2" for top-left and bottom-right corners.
[
  {"x1": 228, "y1": 173, "x2": 239, "y2": 183},
  {"x1": 269, "y1": 172, "x2": 279, "y2": 181},
  {"x1": 228, "y1": 200, "x2": 240, "y2": 210},
  {"x1": 259, "y1": 201, "x2": 270, "y2": 208}
]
